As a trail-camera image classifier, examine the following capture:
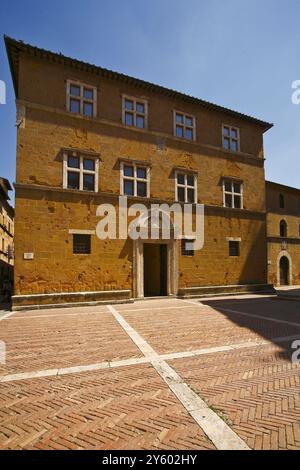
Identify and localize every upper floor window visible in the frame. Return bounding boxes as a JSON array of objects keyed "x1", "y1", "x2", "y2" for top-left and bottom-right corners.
[
  {"x1": 223, "y1": 125, "x2": 240, "y2": 152},
  {"x1": 67, "y1": 81, "x2": 97, "y2": 118},
  {"x1": 175, "y1": 171, "x2": 197, "y2": 203},
  {"x1": 280, "y1": 220, "x2": 287, "y2": 238},
  {"x1": 122, "y1": 96, "x2": 147, "y2": 129},
  {"x1": 174, "y1": 112, "x2": 196, "y2": 141},
  {"x1": 223, "y1": 179, "x2": 243, "y2": 209},
  {"x1": 63, "y1": 152, "x2": 99, "y2": 192},
  {"x1": 279, "y1": 193, "x2": 285, "y2": 209},
  {"x1": 121, "y1": 162, "x2": 150, "y2": 198}
]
